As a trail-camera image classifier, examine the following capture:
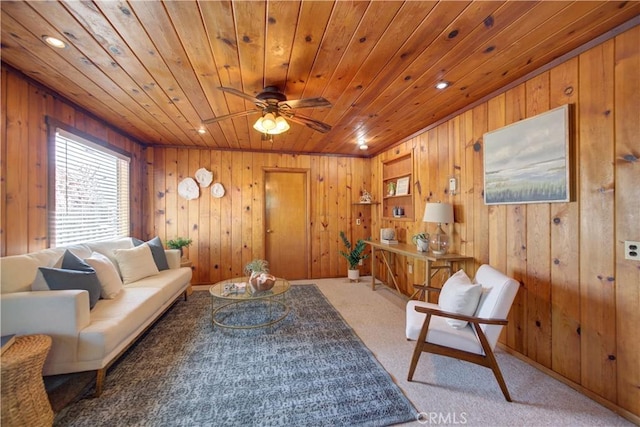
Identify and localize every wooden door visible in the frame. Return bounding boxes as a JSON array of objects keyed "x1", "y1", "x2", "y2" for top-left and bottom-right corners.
[{"x1": 265, "y1": 170, "x2": 309, "y2": 279}]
